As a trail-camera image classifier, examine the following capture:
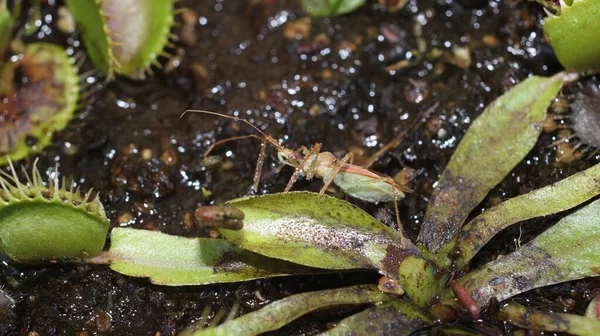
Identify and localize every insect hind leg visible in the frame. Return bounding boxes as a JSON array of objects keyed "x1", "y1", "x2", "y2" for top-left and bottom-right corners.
[
  {"x1": 341, "y1": 176, "x2": 406, "y2": 244},
  {"x1": 319, "y1": 152, "x2": 353, "y2": 195}
]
